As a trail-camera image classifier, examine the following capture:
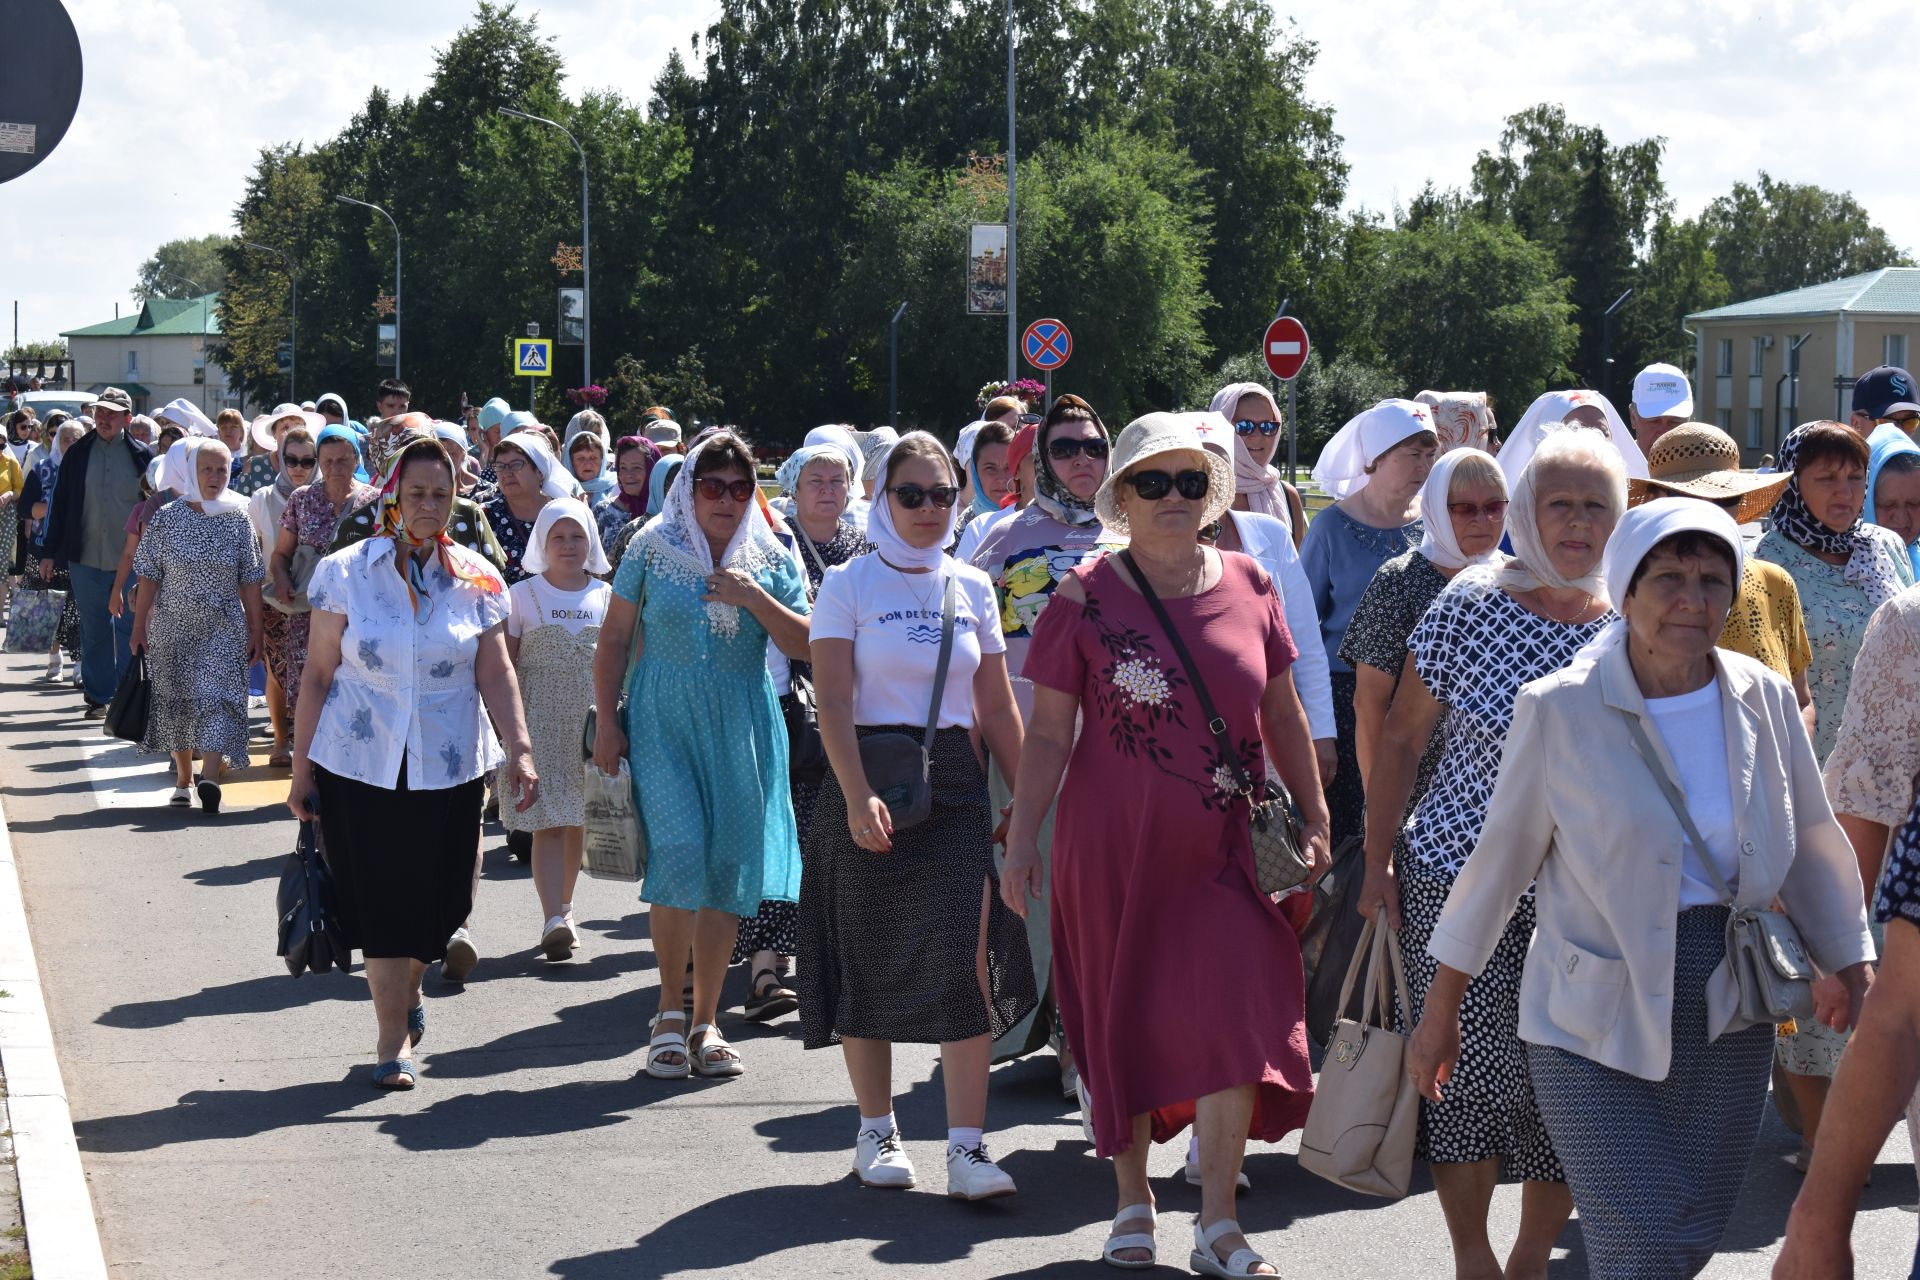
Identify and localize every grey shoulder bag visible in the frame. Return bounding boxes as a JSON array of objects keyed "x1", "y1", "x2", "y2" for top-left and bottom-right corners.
[
  {"x1": 853, "y1": 572, "x2": 957, "y2": 832},
  {"x1": 1622, "y1": 710, "x2": 1816, "y2": 1024}
]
